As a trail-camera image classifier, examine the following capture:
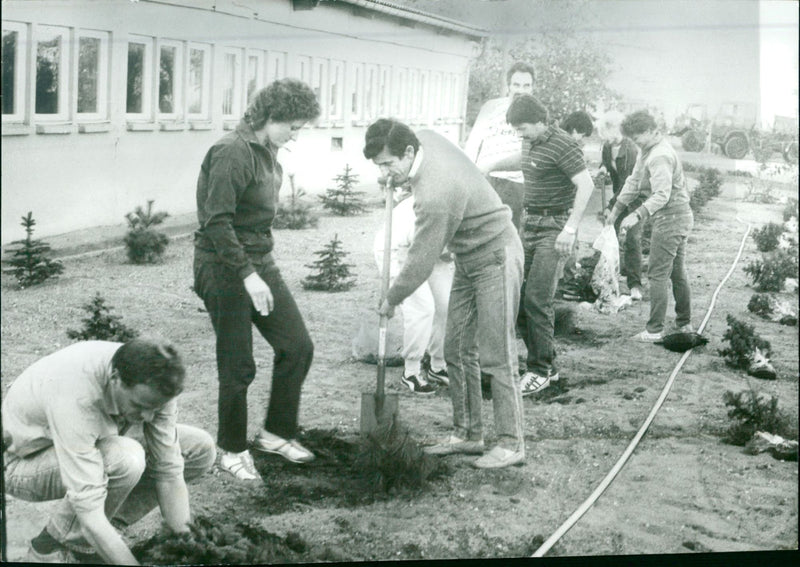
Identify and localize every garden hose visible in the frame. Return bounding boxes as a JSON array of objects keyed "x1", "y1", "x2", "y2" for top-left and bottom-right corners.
[{"x1": 531, "y1": 218, "x2": 752, "y2": 558}]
